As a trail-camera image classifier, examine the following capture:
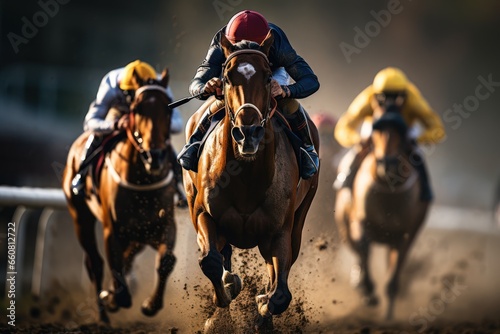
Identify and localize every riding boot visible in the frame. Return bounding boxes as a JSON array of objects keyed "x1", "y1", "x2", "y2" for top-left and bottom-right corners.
[
  {"x1": 71, "y1": 134, "x2": 101, "y2": 196},
  {"x1": 169, "y1": 147, "x2": 188, "y2": 208},
  {"x1": 177, "y1": 109, "x2": 213, "y2": 172},
  {"x1": 409, "y1": 148, "x2": 433, "y2": 202},
  {"x1": 287, "y1": 105, "x2": 319, "y2": 179}
]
